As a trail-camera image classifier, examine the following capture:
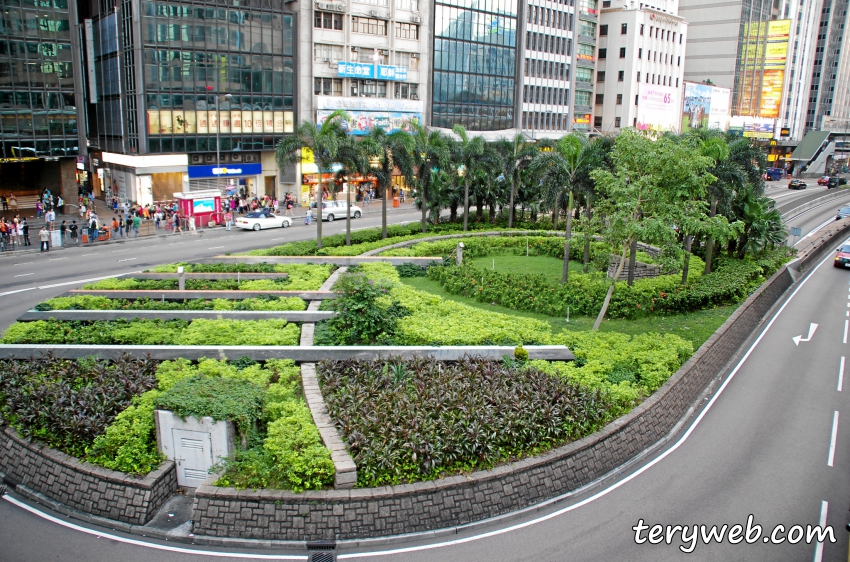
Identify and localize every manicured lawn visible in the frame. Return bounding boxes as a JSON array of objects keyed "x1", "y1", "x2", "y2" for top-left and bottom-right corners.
[
  {"x1": 400, "y1": 276, "x2": 733, "y2": 350},
  {"x1": 470, "y1": 254, "x2": 592, "y2": 284}
]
